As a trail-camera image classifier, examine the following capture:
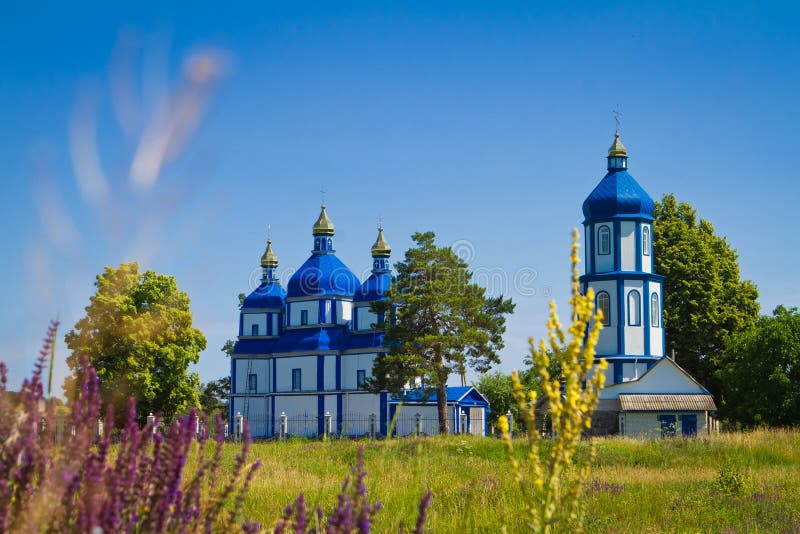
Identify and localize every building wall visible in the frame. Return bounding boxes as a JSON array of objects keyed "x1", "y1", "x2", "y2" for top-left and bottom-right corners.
[
  {"x1": 289, "y1": 301, "x2": 319, "y2": 326},
  {"x1": 356, "y1": 306, "x2": 378, "y2": 331},
  {"x1": 622, "y1": 412, "x2": 709, "y2": 438},
  {"x1": 590, "y1": 279, "x2": 617, "y2": 354},
  {"x1": 641, "y1": 223, "x2": 653, "y2": 273},
  {"x1": 623, "y1": 280, "x2": 645, "y2": 354},
  {"x1": 593, "y1": 223, "x2": 615, "y2": 273},
  {"x1": 233, "y1": 358, "x2": 272, "y2": 394},
  {"x1": 337, "y1": 300, "x2": 352, "y2": 324},
  {"x1": 620, "y1": 221, "x2": 636, "y2": 271},
  {"x1": 242, "y1": 313, "x2": 267, "y2": 336},
  {"x1": 275, "y1": 355, "x2": 317, "y2": 392},
  {"x1": 341, "y1": 353, "x2": 376, "y2": 390},
  {"x1": 648, "y1": 281, "x2": 664, "y2": 356}
]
